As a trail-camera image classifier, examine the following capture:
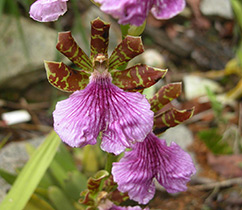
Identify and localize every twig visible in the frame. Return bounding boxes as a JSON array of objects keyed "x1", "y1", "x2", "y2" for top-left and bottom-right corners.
[
  {"x1": 239, "y1": 102, "x2": 242, "y2": 136},
  {"x1": 0, "y1": 133, "x2": 12, "y2": 149},
  {"x1": 11, "y1": 123, "x2": 52, "y2": 133},
  {"x1": 0, "y1": 99, "x2": 49, "y2": 110},
  {"x1": 190, "y1": 177, "x2": 242, "y2": 191},
  {"x1": 20, "y1": 98, "x2": 41, "y2": 125}
]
